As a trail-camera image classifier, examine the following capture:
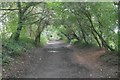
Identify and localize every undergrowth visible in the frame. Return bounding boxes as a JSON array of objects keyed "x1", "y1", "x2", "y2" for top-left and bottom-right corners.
[
  {"x1": 70, "y1": 39, "x2": 97, "y2": 48},
  {"x1": 40, "y1": 35, "x2": 48, "y2": 47},
  {"x1": 2, "y1": 38, "x2": 34, "y2": 65},
  {"x1": 100, "y1": 51, "x2": 118, "y2": 65}
]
